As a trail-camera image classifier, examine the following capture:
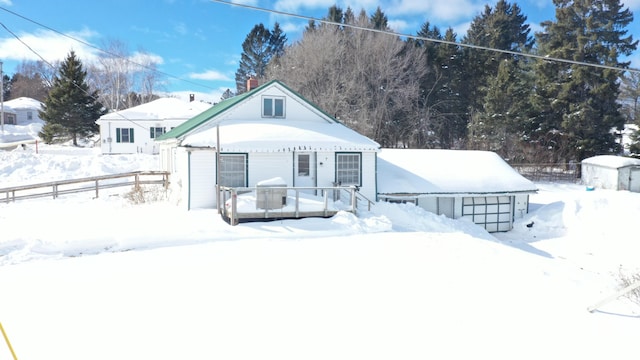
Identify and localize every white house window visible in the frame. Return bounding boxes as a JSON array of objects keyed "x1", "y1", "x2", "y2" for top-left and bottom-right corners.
[
  {"x1": 262, "y1": 96, "x2": 285, "y2": 118},
  {"x1": 27, "y1": 111, "x2": 33, "y2": 120},
  {"x1": 298, "y1": 154, "x2": 310, "y2": 176},
  {"x1": 336, "y1": 153, "x2": 361, "y2": 186},
  {"x1": 116, "y1": 128, "x2": 134, "y2": 143},
  {"x1": 150, "y1": 127, "x2": 165, "y2": 138},
  {"x1": 219, "y1": 154, "x2": 247, "y2": 187}
]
